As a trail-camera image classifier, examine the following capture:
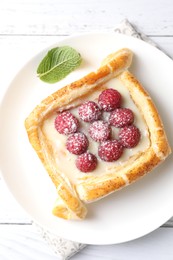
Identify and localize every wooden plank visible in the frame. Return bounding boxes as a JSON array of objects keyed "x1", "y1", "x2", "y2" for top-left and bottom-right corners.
[
  {"x1": 78, "y1": 227, "x2": 173, "y2": 260},
  {"x1": 0, "y1": 225, "x2": 57, "y2": 260},
  {"x1": 0, "y1": 35, "x2": 173, "y2": 58},
  {"x1": 0, "y1": 0, "x2": 173, "y2": 36}
]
